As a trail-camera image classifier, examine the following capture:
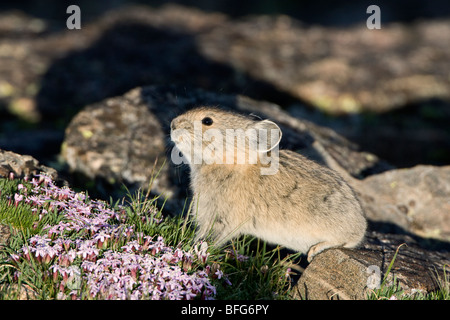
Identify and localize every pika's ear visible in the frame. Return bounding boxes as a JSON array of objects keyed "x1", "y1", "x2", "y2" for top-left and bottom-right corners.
[{"x1": 251, "y1": 120, "x2": 282, "y2": 153}]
